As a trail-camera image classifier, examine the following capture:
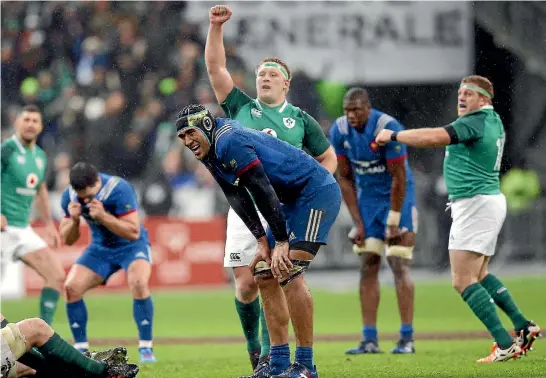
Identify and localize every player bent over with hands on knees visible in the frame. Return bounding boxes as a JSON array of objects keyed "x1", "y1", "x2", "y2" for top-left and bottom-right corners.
[
  {"x1": 330, "y1": 88, "x2": 417, "y2": 355},
  {"x1": 59, "y1": 163, "x2": 156, "y2": 363},
  {"x1": 205, "y1": 4, "x2": 337, "y2": 372},
  {"x1": 175, "y1": 104, "x2": 341, "y2": 378},
  {"x1": 0, "y1": 313, "x2": 139, "y2": 378},
  {"x1": 1, "y1": 104, "x2": 65, "y2": 325},
  {"x1": 375, "y1": 75, "x2": 541, "y2": 363}
]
